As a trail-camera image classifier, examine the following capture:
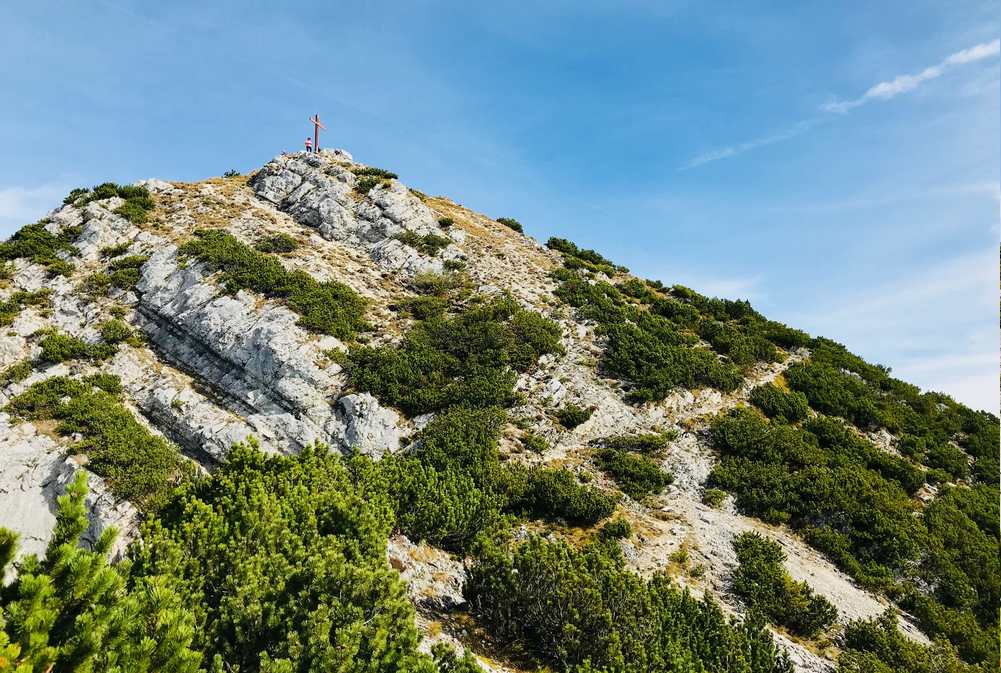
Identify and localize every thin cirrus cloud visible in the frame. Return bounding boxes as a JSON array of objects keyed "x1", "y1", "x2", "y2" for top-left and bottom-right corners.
[
  {"x1": 683, "y1": 39, "x2": 1001, "y2": 169},
  {"x1": 822, "y1": 38, "x2": 1000, "y2": 113}
]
